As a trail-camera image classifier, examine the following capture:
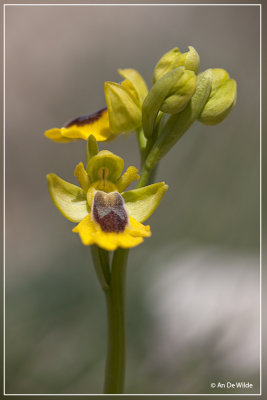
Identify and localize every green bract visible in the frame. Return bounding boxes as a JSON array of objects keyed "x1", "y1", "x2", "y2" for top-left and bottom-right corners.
[{"x1": 198, "y1": 68, "x2": 237, "y2": 125}]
